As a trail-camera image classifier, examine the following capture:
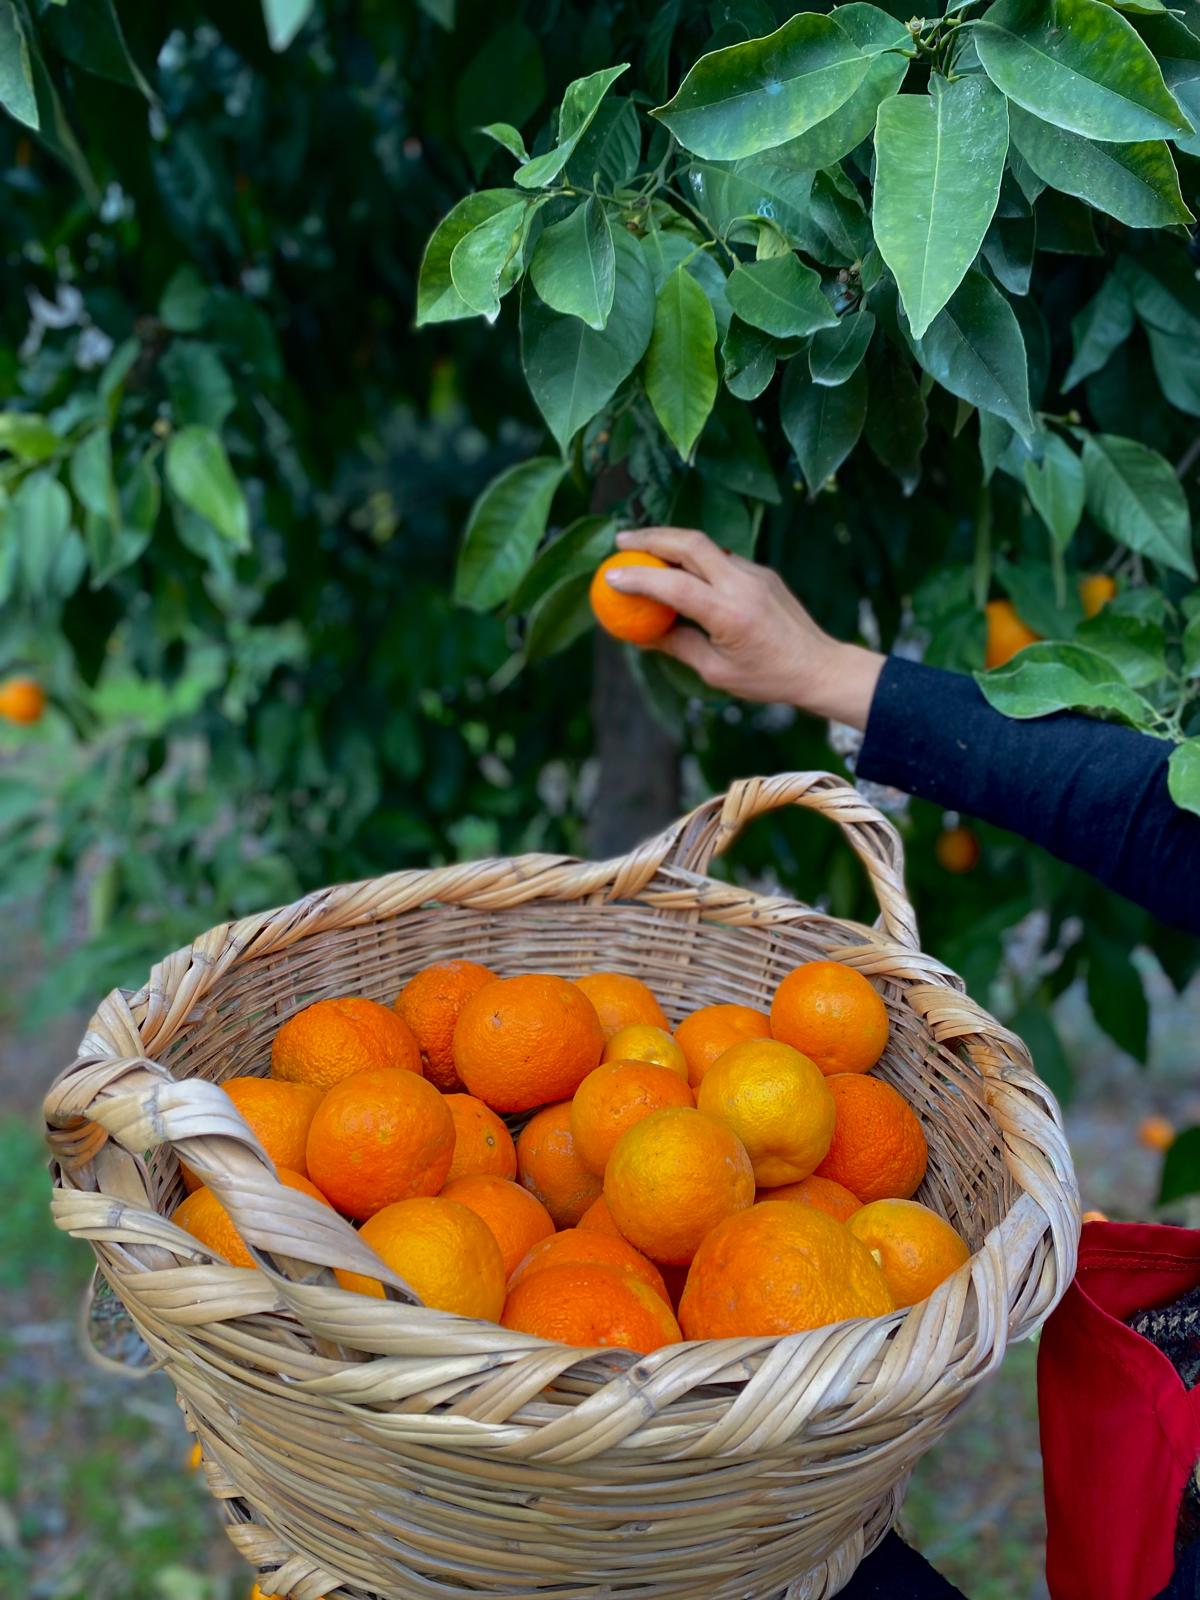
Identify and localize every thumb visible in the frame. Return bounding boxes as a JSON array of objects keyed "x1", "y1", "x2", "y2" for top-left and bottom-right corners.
[{"x1": 652, "y1": 625, "x2": 726, "y2": 687}]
